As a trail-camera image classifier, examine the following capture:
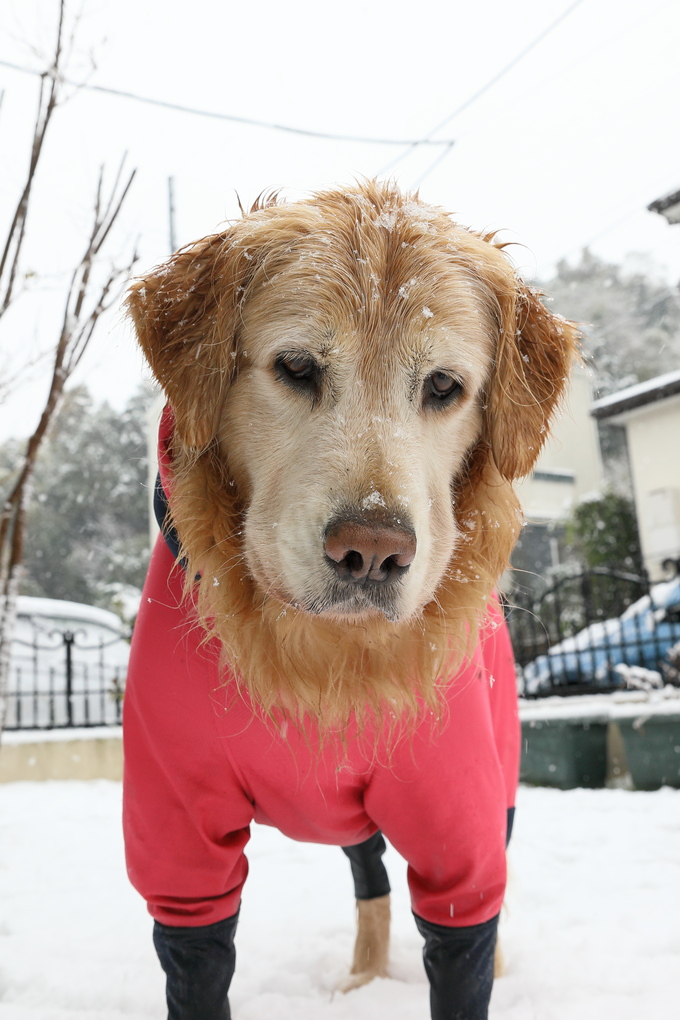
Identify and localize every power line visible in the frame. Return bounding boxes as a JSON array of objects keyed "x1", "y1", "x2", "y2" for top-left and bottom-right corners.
[
  {"x1": 0, "y1": 57, "x2": 457, "y2": 148},
  {"x1": 412, "y1": 142, "x2": 455, "y2": 190},
  {"x1": 429, "y1": 0, "x2": 586, "y2": 141},
  {"x1": 379, "y1": 0, "x2": 587, "y2": 183},
  {"x1": 450, "y1": 0, "x2": 677, "y2": 150}
]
